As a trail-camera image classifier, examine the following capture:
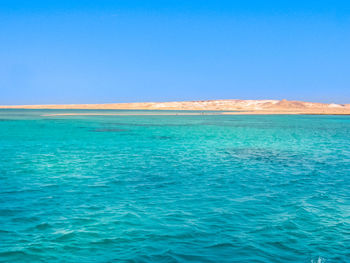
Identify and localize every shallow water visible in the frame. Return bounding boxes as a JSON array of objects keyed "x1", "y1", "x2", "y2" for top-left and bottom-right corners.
[{"x1": 1, "y1": 110, "x2": 350, "y2": 262}]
